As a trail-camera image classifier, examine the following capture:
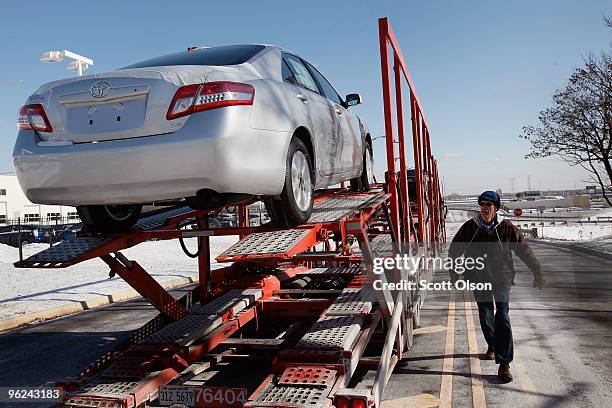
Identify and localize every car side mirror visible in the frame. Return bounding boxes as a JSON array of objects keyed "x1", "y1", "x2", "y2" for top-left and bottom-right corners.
[{"x1": 345, "y1": 93, "x2": 362, "y2": 107}]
